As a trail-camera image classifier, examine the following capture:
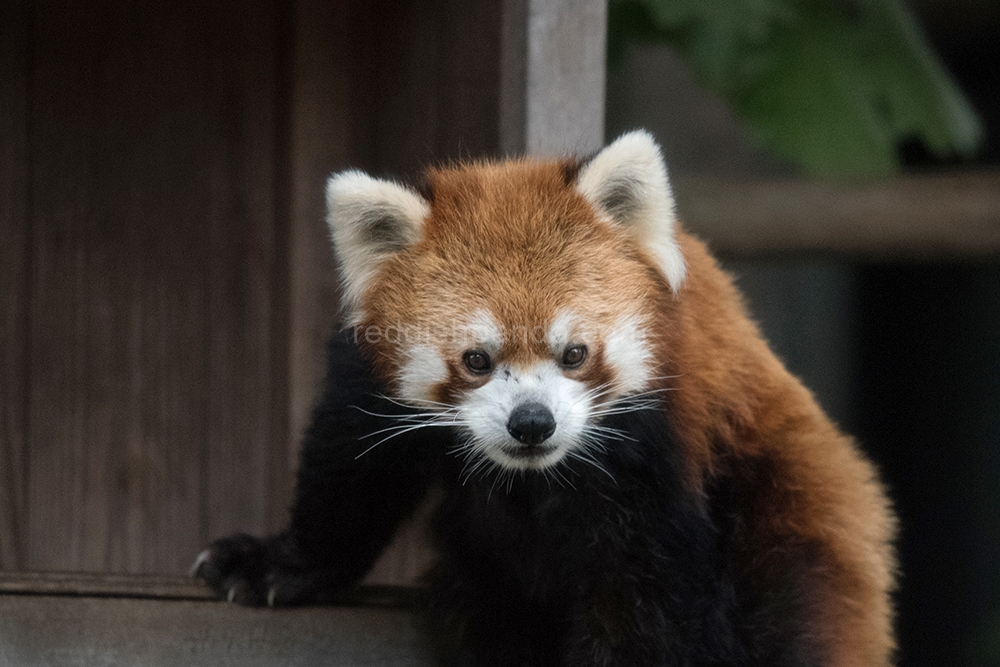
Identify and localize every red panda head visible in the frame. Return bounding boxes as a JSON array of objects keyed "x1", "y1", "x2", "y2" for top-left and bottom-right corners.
[{"x1": 326, "y1": 131, "x2": 686, "y2": 473}]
